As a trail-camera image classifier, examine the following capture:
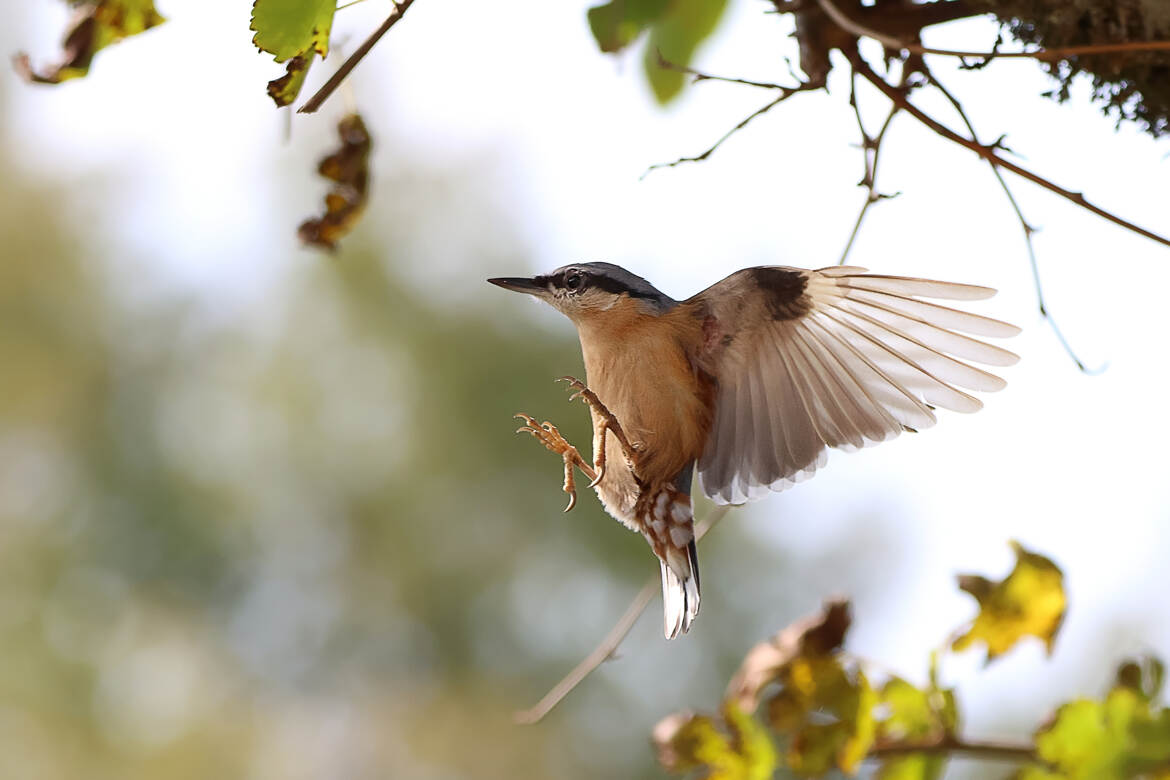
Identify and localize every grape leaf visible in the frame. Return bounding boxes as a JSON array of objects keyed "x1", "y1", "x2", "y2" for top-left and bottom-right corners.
[
  {"x1": 586, "y1": 0, "x2": 731, "y2": 104},
  {"x1": 1023, "y1": 687, "x2": 1170, "y2": 779},
  {"x1": 653, "y1": 702, "x2": 777, "y2": 780},
  {"x1": 298, "y1": 113, "x2": 371, "y2": 251},
  {"x1": 250, "y1": 0, "x2": 336, "y2": 107},
  {"x1": 952, "y1": 541, "x2": 1066, "y2": 663},
  {"x1": 14, "y1": 0, "x2": 165, "y2": 84}
]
